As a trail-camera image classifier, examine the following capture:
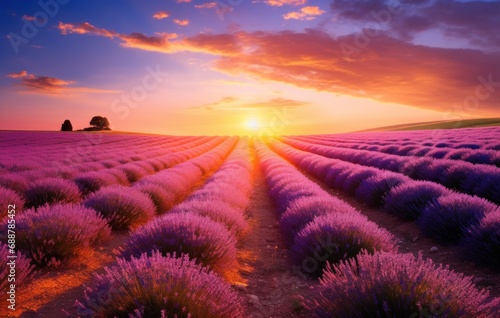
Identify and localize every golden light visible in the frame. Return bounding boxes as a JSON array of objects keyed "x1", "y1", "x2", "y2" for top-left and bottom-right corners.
[{"x1": 244, "y1": 118, "x2": 261, "y2": 131}]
